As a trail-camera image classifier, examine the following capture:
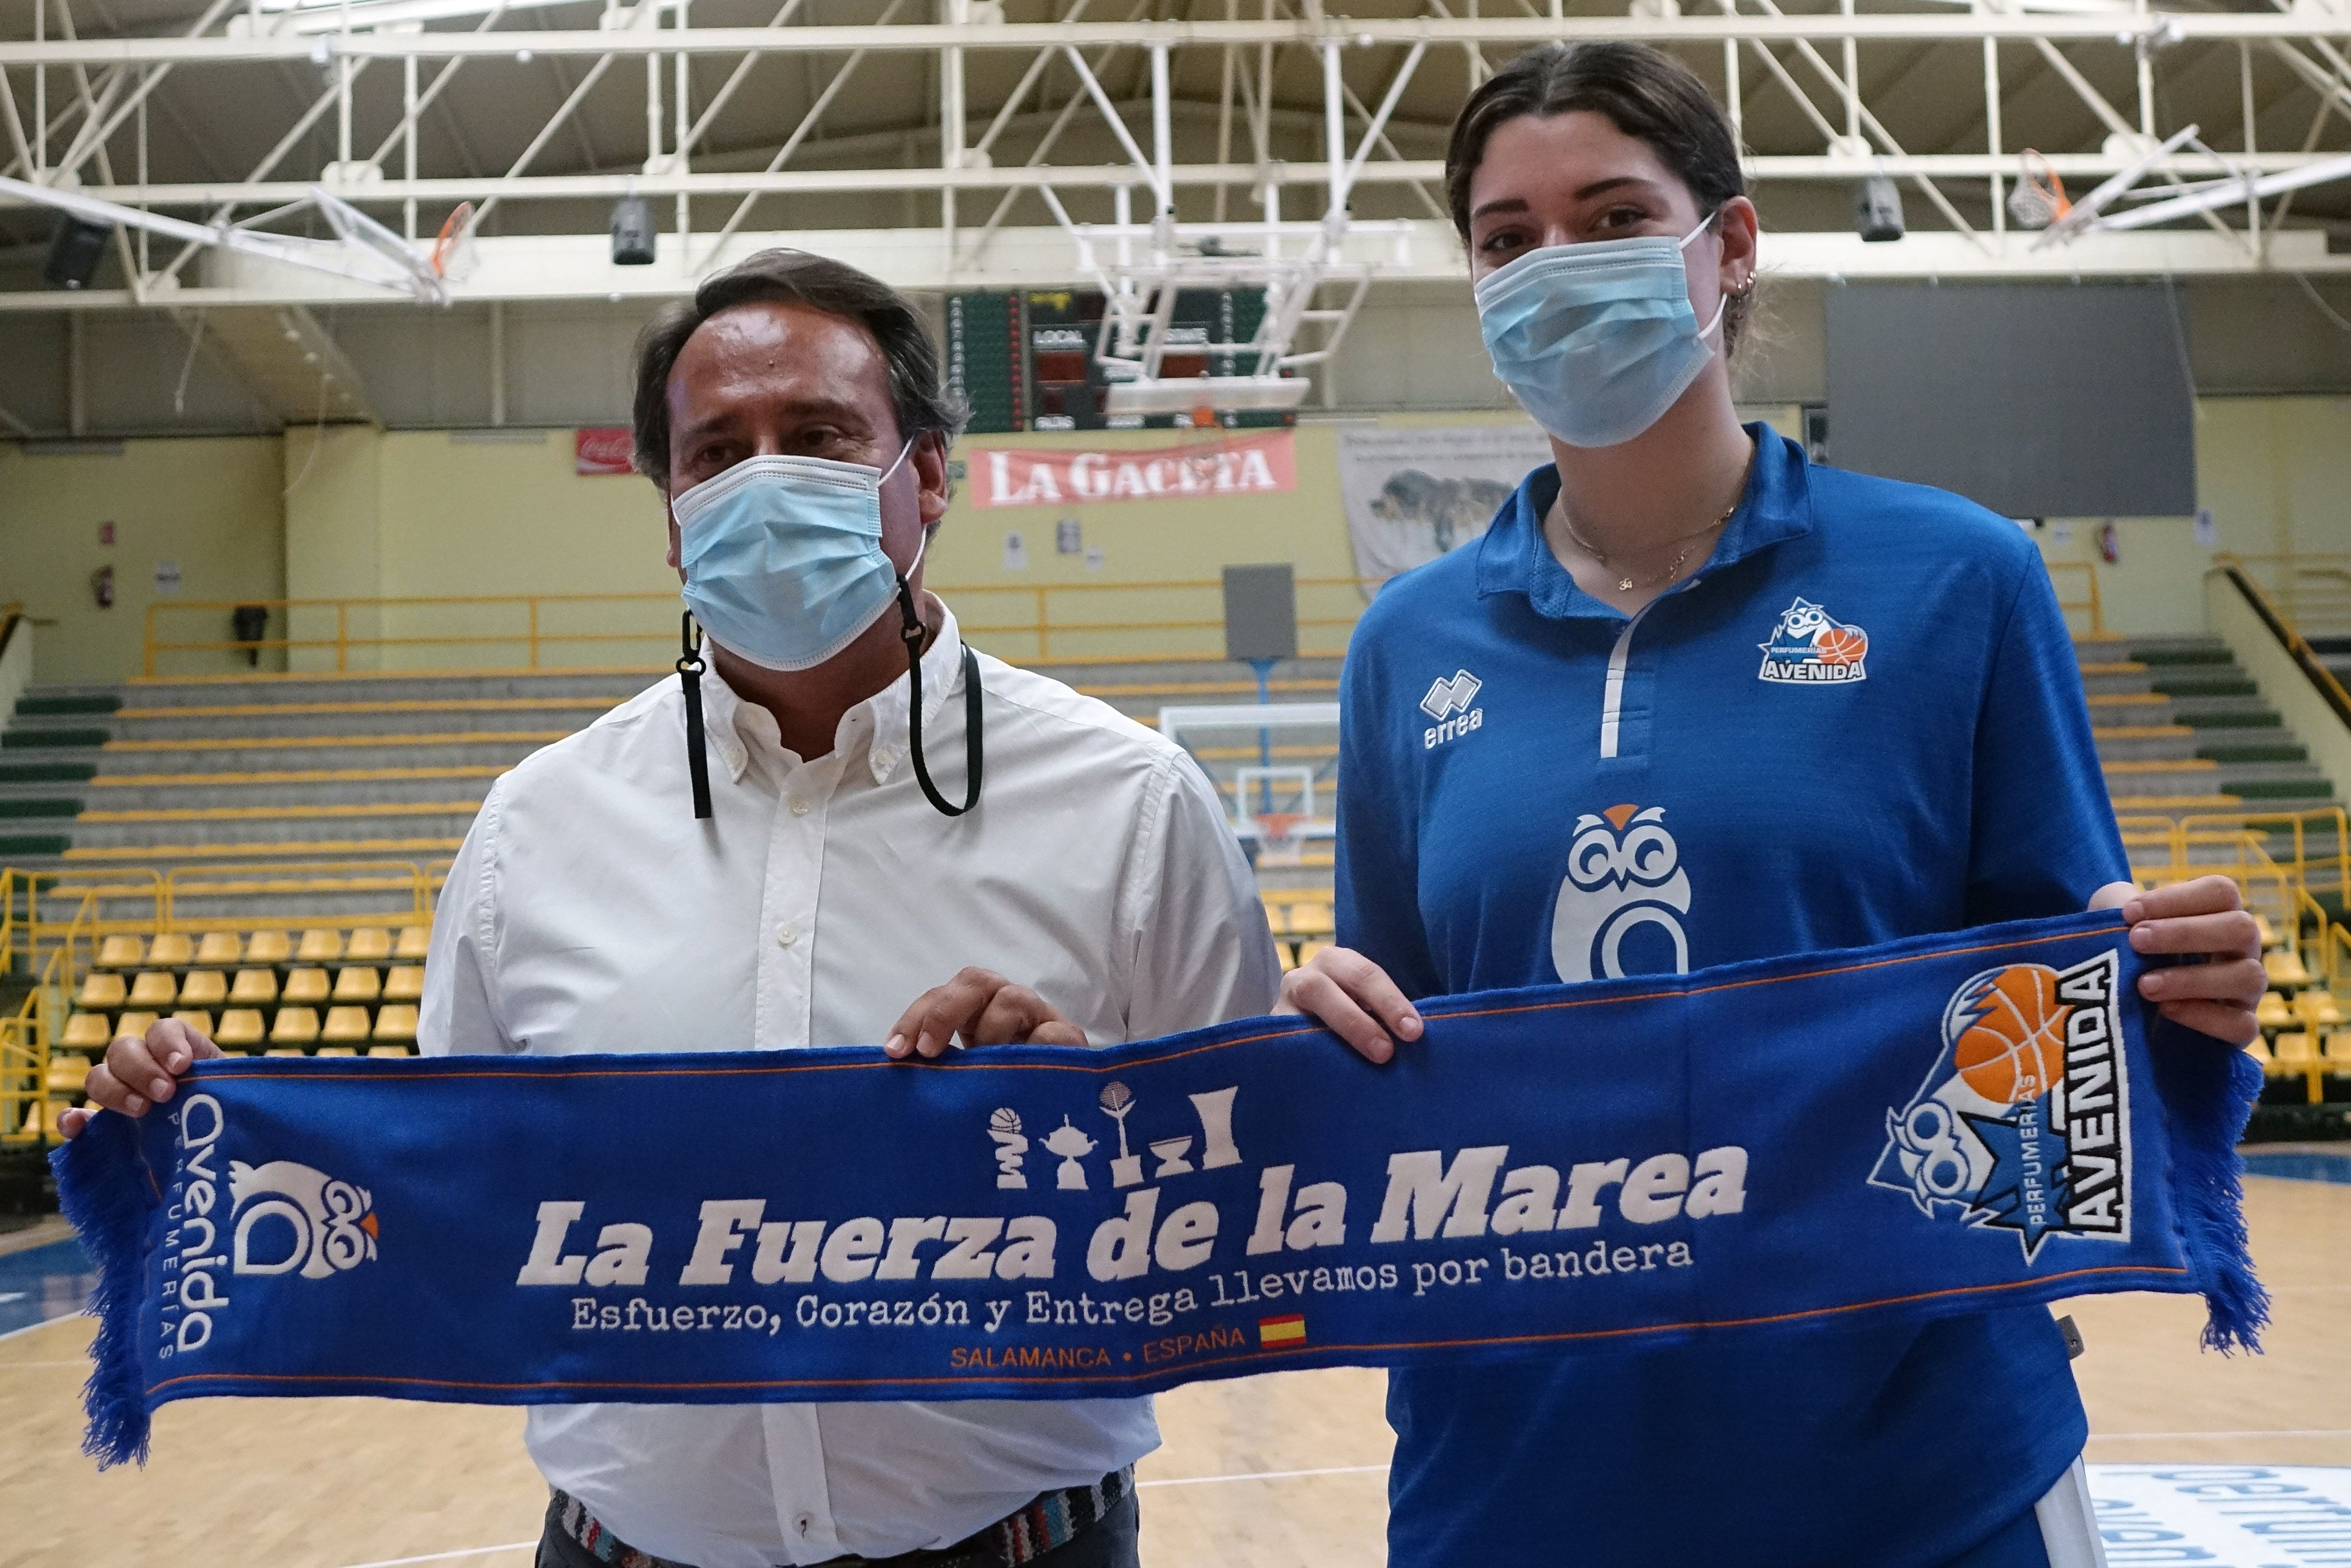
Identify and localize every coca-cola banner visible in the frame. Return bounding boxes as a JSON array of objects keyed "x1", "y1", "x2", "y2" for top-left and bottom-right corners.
[
  {"x1": 963, "y1": 431, "x2": 1296, "y2": 509},
  {"x1": 575, "y1": 427, "x2": 637, "y2": 477}
]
